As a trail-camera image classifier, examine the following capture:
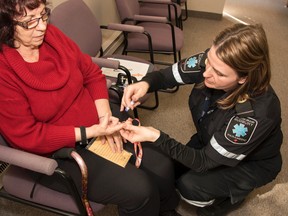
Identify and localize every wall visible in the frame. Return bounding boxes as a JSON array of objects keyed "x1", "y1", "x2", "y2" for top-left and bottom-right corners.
[
  {"x1": 50, "y1": 0, "x2": 120, "y2": 24},
  {"x1": 187, "y1": 0, "x2": 226, "y2": 19}
]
